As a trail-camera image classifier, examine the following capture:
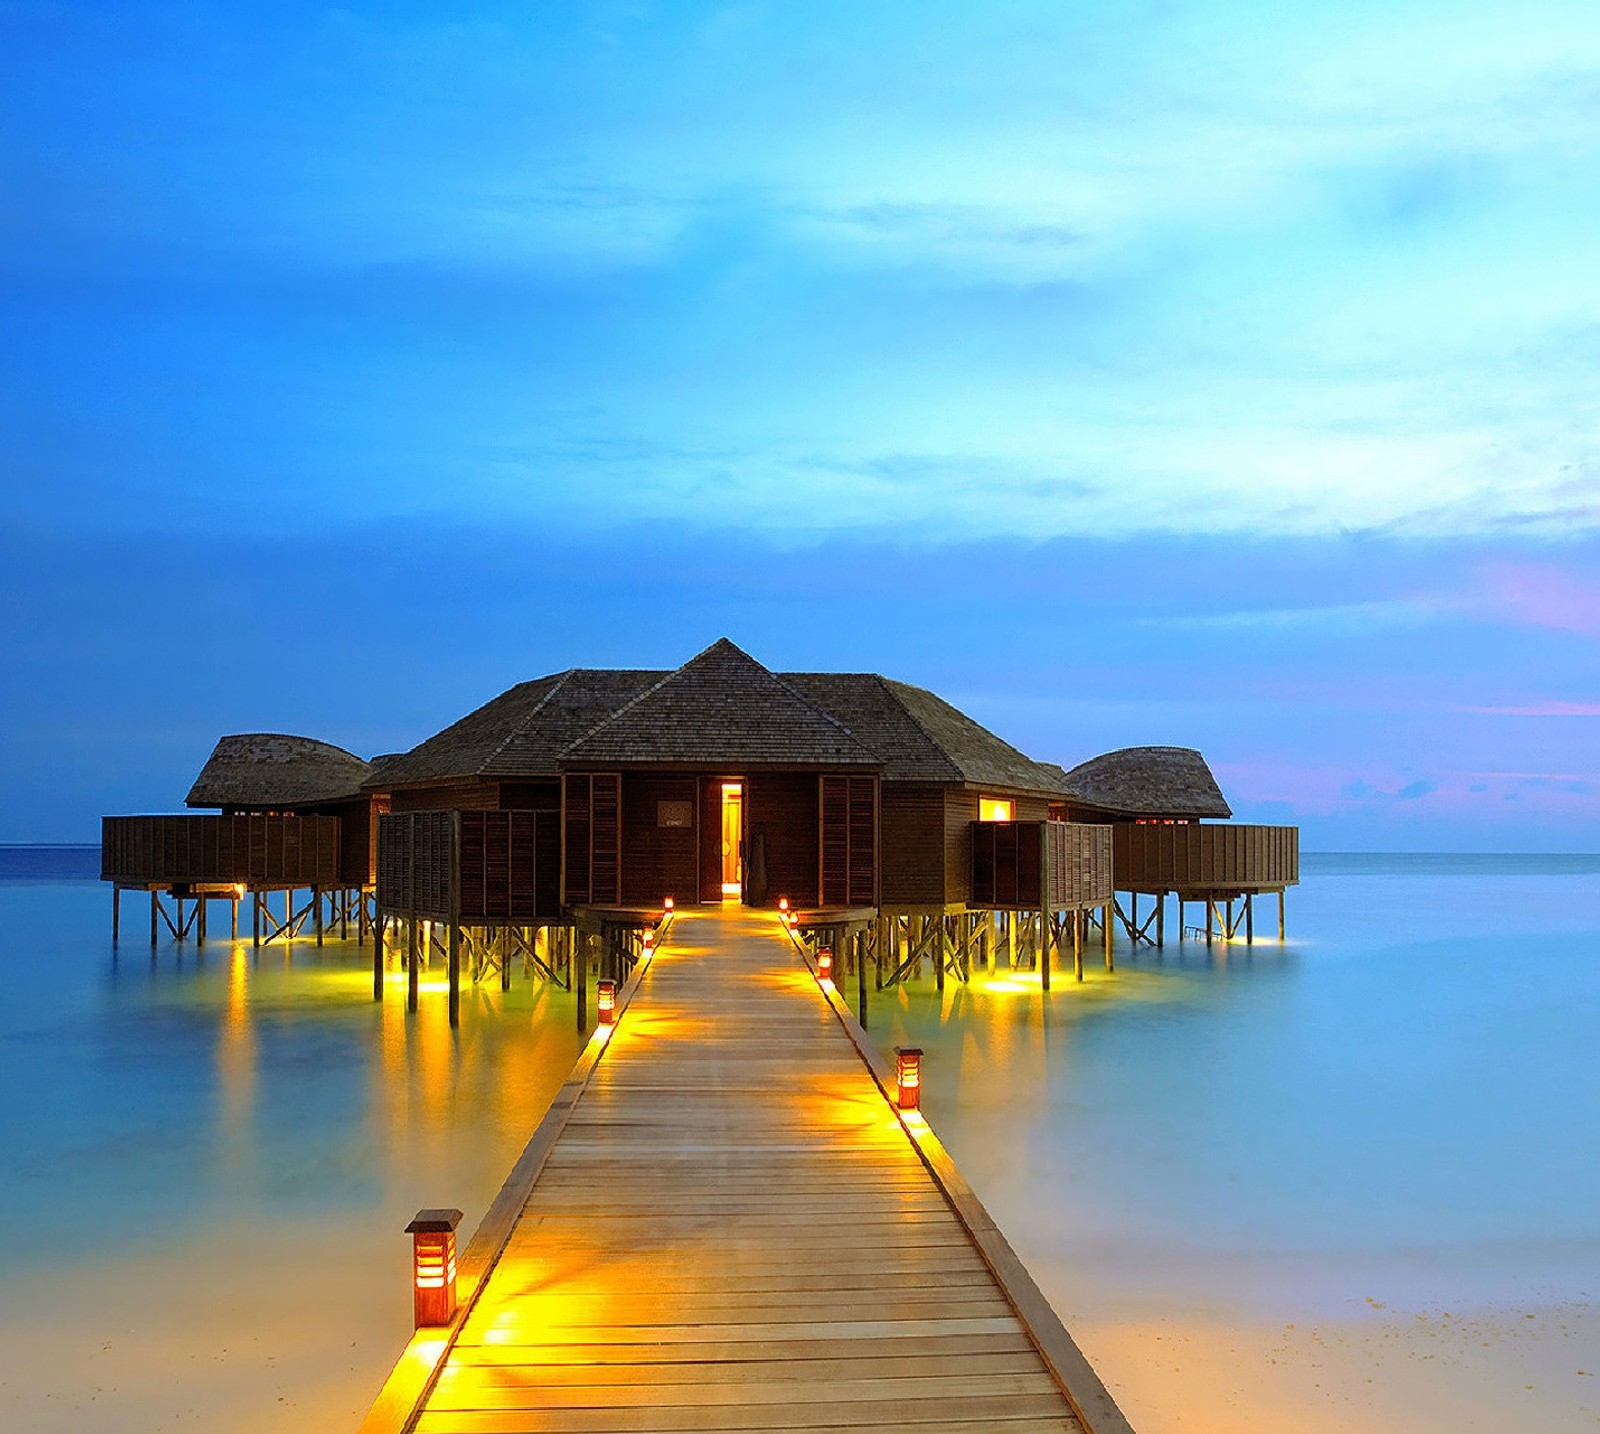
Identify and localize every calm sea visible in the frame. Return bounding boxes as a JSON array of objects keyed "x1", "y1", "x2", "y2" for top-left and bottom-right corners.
[{"x1": 1, "y1": 848, "x2": 1596, "y2": 1426}]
